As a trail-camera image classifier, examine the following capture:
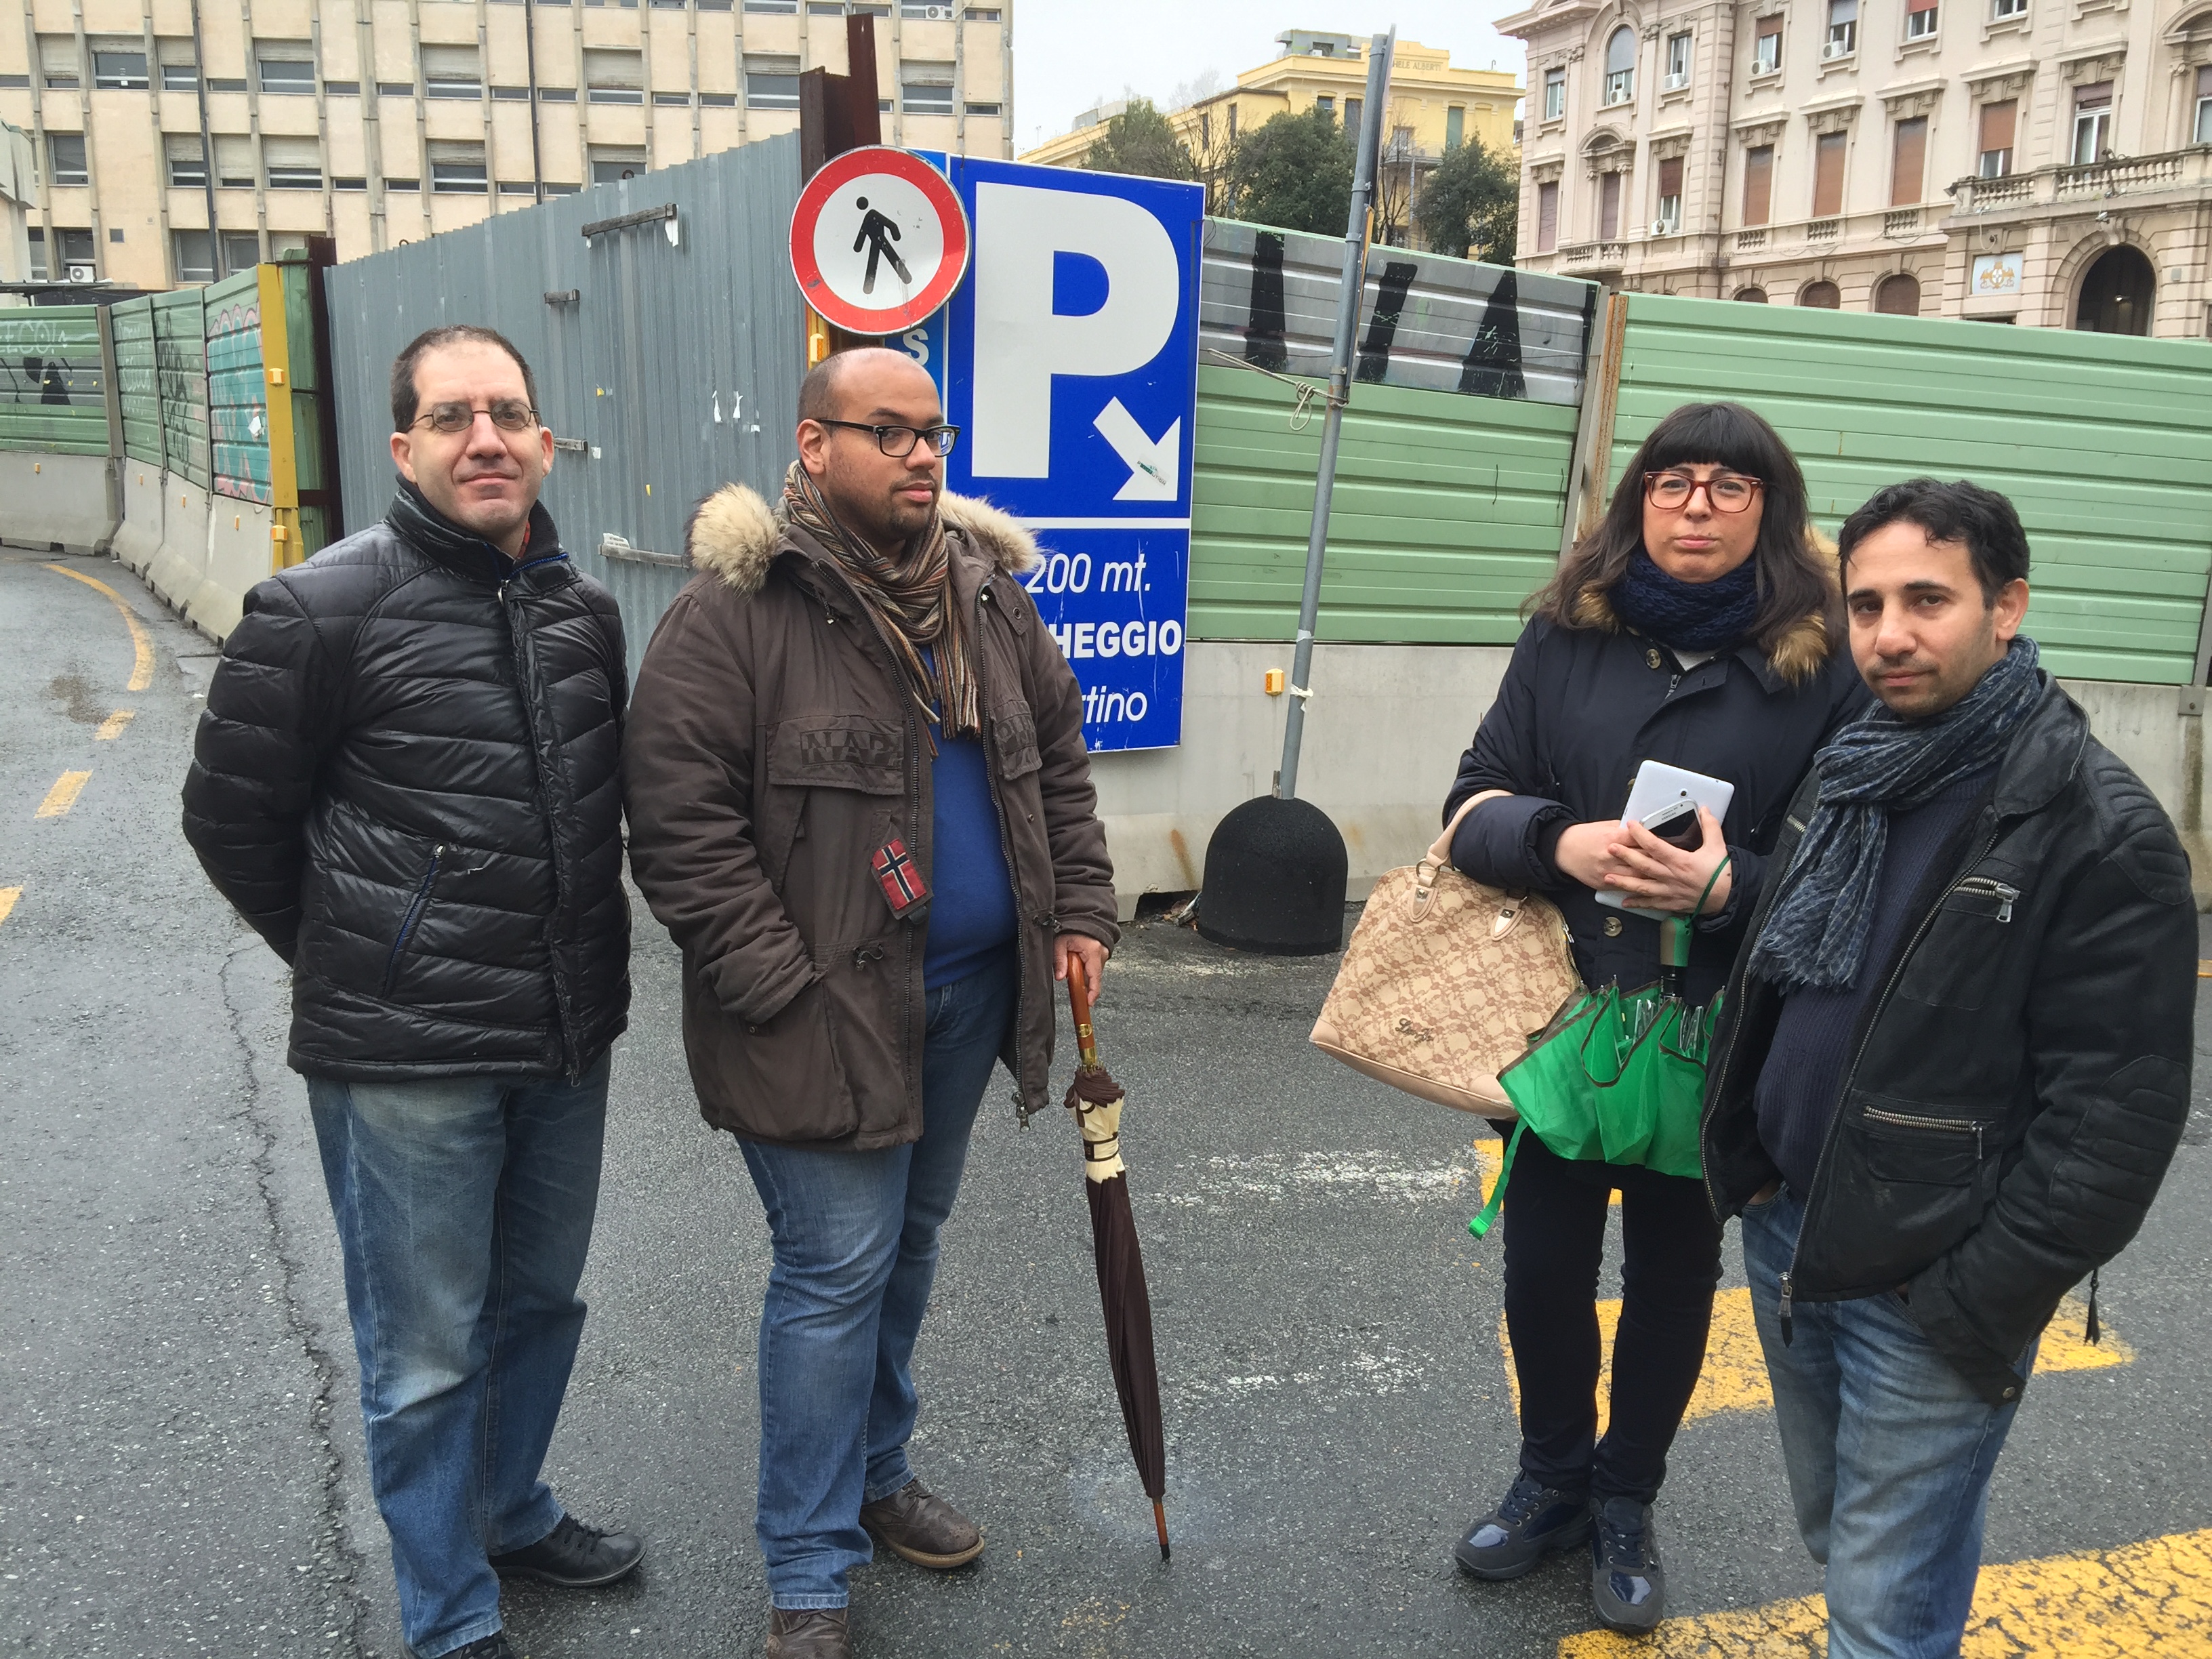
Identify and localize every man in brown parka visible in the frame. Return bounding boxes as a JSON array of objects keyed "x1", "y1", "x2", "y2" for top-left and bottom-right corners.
[{"x1": 623, "y1": 348, "x2": 1117, "y2": 1659}]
